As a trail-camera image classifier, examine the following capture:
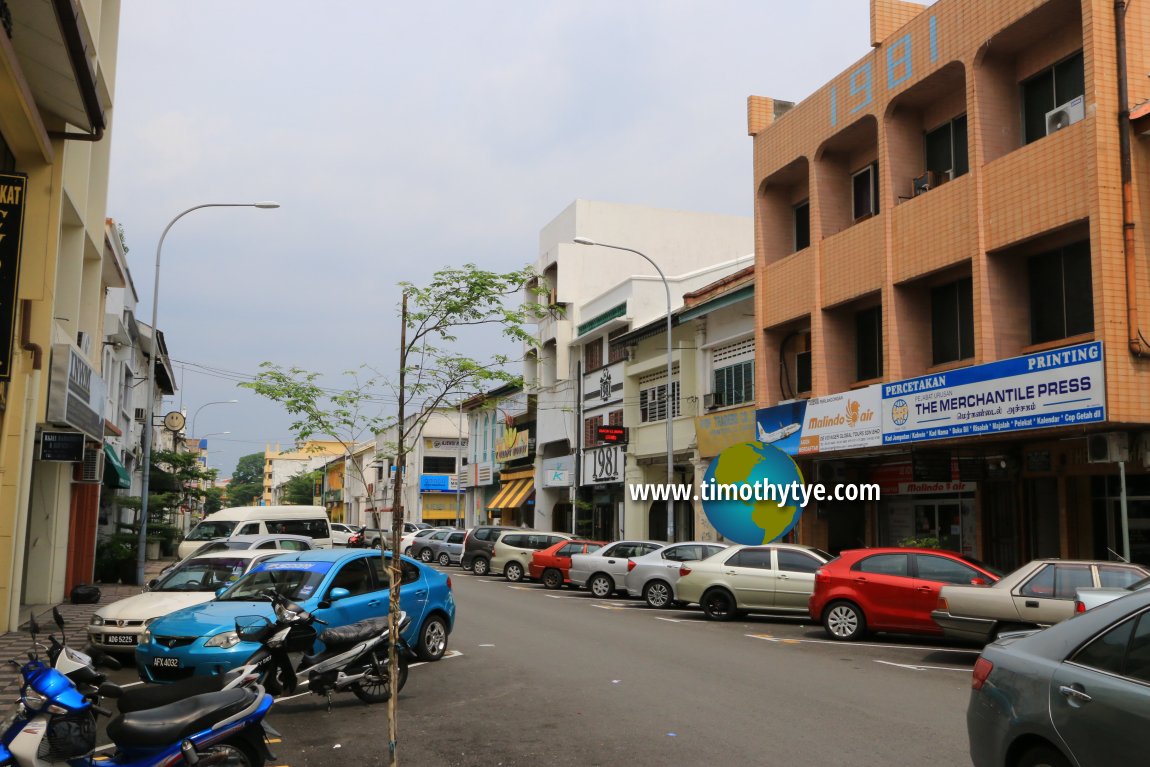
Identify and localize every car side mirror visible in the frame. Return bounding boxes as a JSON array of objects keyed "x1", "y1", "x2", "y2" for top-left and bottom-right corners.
[
  {"x1": 326, "y1": 587, "x2": 351, "y2": 604},
  {"x1": 147, "y1": 578, "x2": 159, "y2": 589},
  {"x1": 970, "y1": 577, "x2": 988, "y2": 586}
]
